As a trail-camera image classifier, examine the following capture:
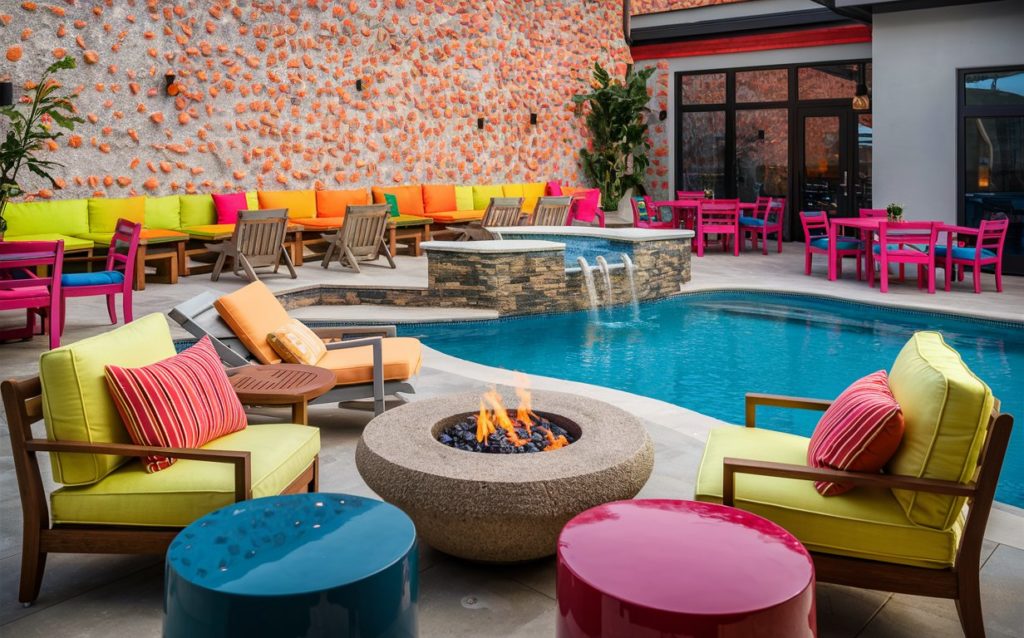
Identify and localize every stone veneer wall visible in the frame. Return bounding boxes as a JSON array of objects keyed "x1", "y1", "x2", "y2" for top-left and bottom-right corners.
[
  {"x1": 277, "y1": 237, "x2": 691, "y2": 316},
  {"x1": 2, "y1": 1, "x2": 630, "y2": 200}
]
